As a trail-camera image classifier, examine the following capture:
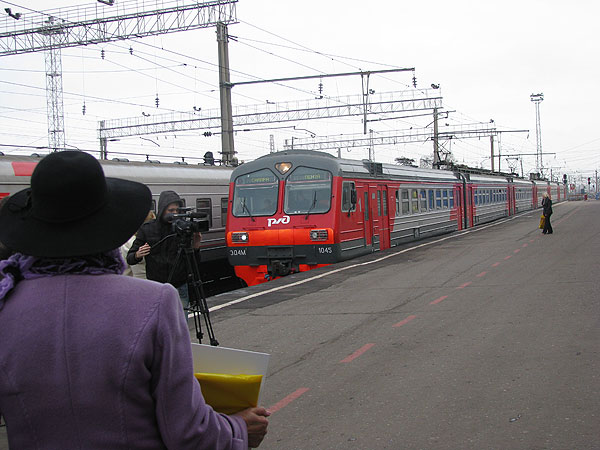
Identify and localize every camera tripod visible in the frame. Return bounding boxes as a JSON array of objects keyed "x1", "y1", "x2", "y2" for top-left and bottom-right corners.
[{"x1": 167, "y1": 234, "x2": 219, "y2": 346}]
